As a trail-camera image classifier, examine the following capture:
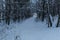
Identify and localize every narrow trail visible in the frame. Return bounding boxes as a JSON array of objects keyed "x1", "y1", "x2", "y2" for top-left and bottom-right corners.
[{"x1": 2, "y1": 14, "x2": 60, "y2": 40}]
